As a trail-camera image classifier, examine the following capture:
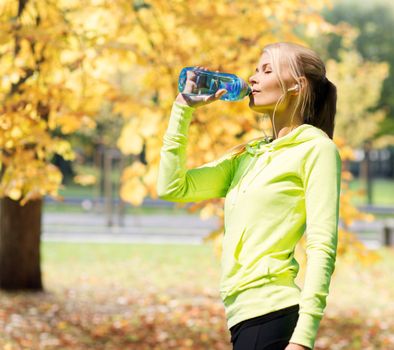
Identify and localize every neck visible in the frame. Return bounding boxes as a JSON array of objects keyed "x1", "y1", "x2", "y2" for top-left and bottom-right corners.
[
  {"x1": 260, "y1": 99, "x2": 304, "y2": 140},
  {"x1": 275, "y1": 124, "x2": 302, "y2": 140},
  {"x1": 270, "y1": 113, "x2": 303, "y2": 140}
]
